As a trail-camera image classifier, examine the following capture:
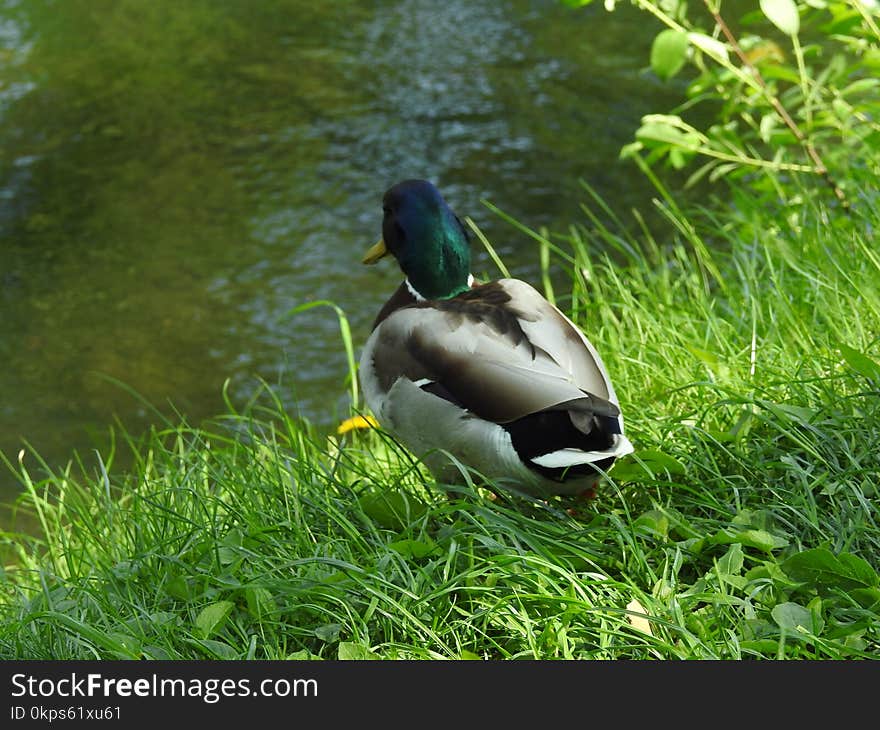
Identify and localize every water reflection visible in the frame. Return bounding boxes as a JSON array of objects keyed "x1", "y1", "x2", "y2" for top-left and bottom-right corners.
[{"x1": 0, "y1": 0, "x2": 682, "y2": 512}]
